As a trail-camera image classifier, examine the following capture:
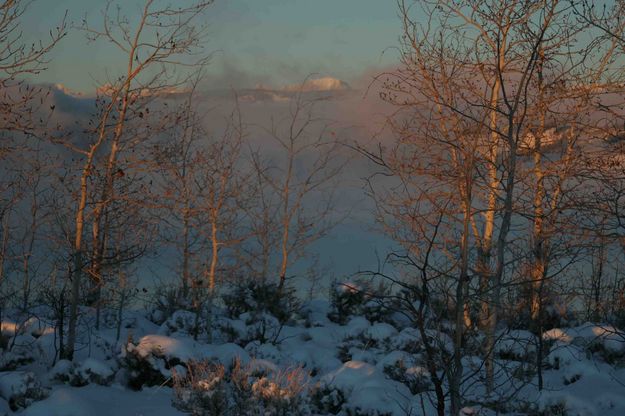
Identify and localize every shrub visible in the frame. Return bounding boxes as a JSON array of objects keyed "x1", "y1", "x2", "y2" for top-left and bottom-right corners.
[
  {"x1": 119, "y1": 336, "x2": 184, "y2": 390},
  {"x1": 383, "y1": 363, "x2": 431, "y2": 395},
  {"x1": 172, "y1": 360, "x2": 230, "y2": 415},
  {"x1": 310, "y1": 385, "x2": 346, "y2": 415},
  {"x1": 161, "y1": 310, "x2": 206, "y2": 337},
  {"x1": 0, "y1": 334, "x2": 41, "y2": 371},
  {"x1": 172, "y1": 359, "x2": 311, "y2": 415},
  {"x1": 0, "y1": 371, "x2": 49, "y2": 411},
  {"x1": 538, "y1": 402, "x2": 568, "y2": 416},
  {"x1": 0, "y1": 350, "x2": 35, "y2": 372},
  {"x1": 222, "y1": 280, "x2": 300, "y2": 324},
  {"x1": 147, "y1": 285, "x2": 194, "y2": 325},
  {"x1": 328, "y1": 279, "x2": 389, "y2": 324},
  {"x1": 214, "y1": 318, "x2": 247, "y2": 344},
  {"x1": 50, "y1": 359, "x2": 115, "y2": 387},
  {"x1": 242, "y1": 312, "x2": 284, "y2": 344}
]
